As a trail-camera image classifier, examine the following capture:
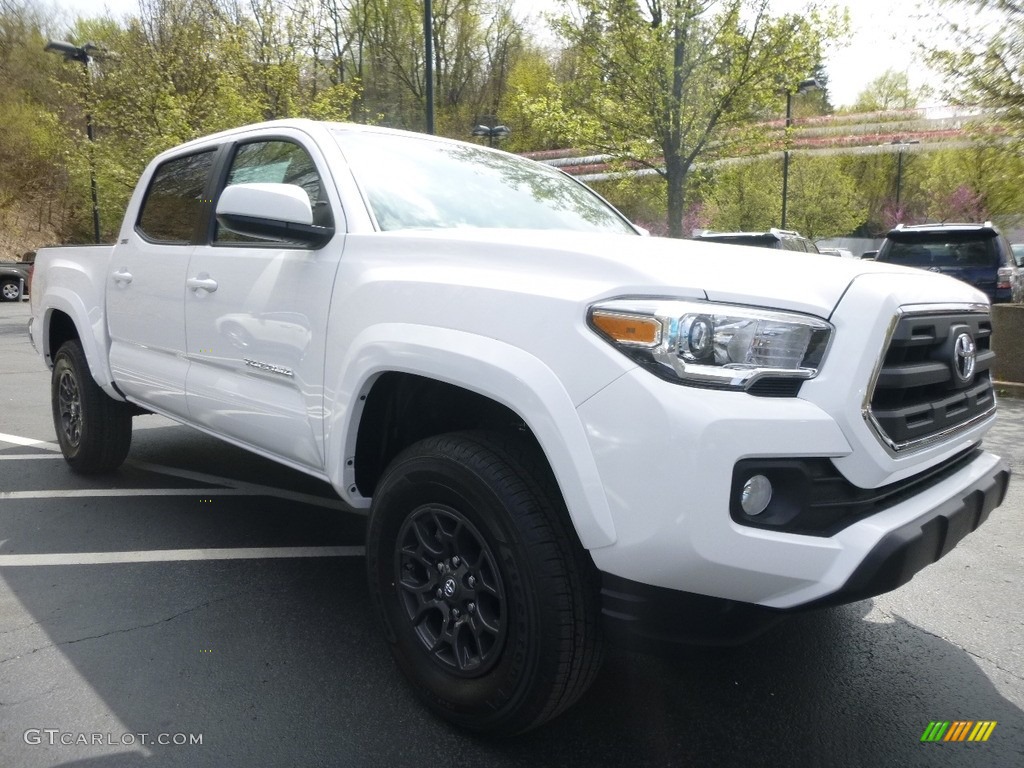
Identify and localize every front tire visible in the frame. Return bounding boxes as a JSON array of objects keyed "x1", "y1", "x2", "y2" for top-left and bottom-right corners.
[
  {"x1": 51, "y1": 340, "x2": 133, "y2": 473},
  {"x1": 366, "y1": 432, "x2": 603, "y2": 735},
  {"x1": 1, "y1": 279, "x2": 21, "y2": 301}
]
